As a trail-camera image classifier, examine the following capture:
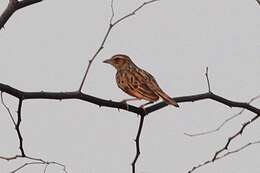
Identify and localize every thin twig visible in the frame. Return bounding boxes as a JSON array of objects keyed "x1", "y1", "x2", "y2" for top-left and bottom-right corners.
[
  {"x1": 184, "y1": 94, "x2": 260, "y2": 137},
  {"x1": 218, "y1": 140, "x2": 260, "y2": 159},
  {"x1": 0, "y1": 155, "x2": 22, "y2": 161},
  {"x1": 44, "y1": 163, "x2": 49, "y2": 173},
  {"x1": 1, "y1": 92, "x2": 16, "y2": 126},
  {"x1": 205, "y1": 67, "x2": 211, "y2": 92},
  {"x1": 10, "y1": 161, "x2": 44, "y2": 173},
  {"x1": 188, "y1": 140, "x2": 260, "y2": 173},
  {"x1": 78, "y1": 0, "x2": 159, "y2": 91},
  {"x1": 110, "y1": 0, "x2": 115, "y2": 24},
  {"x1": 132, "y1": 115, "x2": 145, "y2": 173},
  {"x1": 11, "y1": 156, "x2": 67, "y2": 173},
  {"x1": 212, "y1": 113, "x2": 260, "y2": 161},
  {"x1": 113, "y1": 0, "x2": 159, "y2": 26},
  {"x1": 0, "y1": 155, "x2": 67, "y2": 173}
]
